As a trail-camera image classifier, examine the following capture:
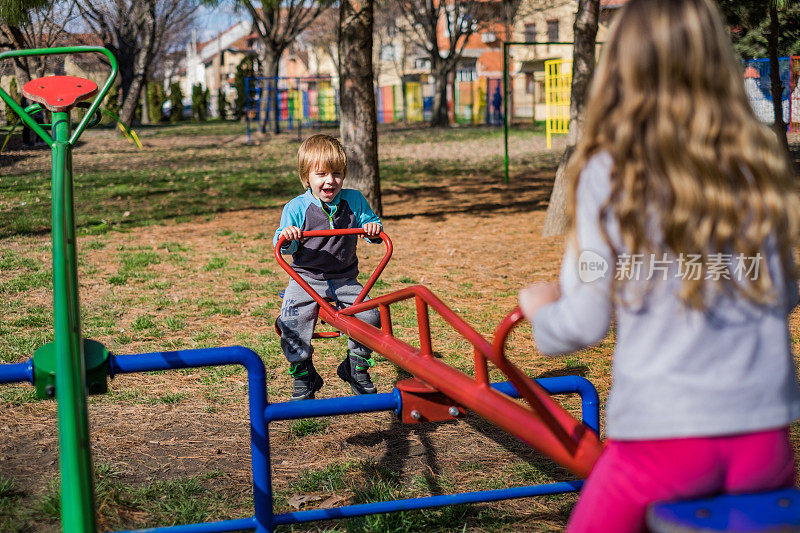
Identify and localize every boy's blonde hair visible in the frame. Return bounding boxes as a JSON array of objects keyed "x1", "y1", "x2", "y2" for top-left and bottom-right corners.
[
  {"x1": 297, "y1": 134, "x2": 347, "y2": 188},
  {"x1": 567, "y1": 0, "x2": 800, "y2": 309}
]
